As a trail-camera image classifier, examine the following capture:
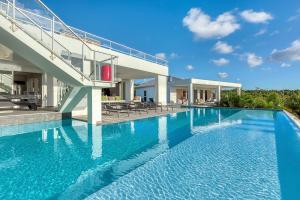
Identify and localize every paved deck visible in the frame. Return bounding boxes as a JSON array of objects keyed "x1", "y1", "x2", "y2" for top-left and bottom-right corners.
[
  {"x1": 0, "y1": 107, "x2": 188, "y2": 127},
  {"x1": 73, "y1": 107, "x2": 188, "y2": 125},
  {"x1": 0, "y1": 109, "x2": 70, "y2": 126}
]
